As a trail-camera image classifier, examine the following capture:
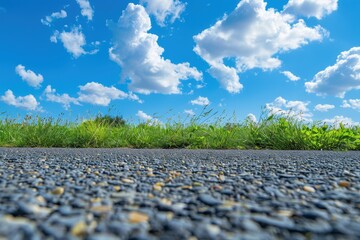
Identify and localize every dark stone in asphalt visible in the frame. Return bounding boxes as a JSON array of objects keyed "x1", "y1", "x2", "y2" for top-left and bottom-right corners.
[
  {"x1": 198, "y1": 194, "x2": 222, "y2": 206},
  {"x1": 1, "y1": 148, "x2": 360, "y2": 239}
]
